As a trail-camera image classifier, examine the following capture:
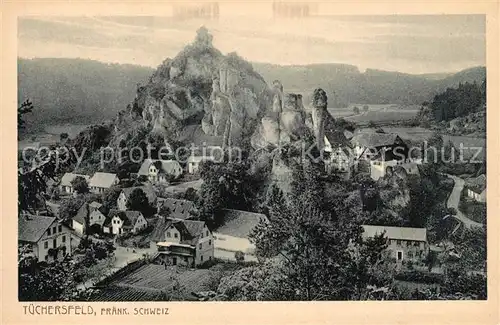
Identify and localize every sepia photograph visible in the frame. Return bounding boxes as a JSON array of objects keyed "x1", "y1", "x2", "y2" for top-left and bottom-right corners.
[{"x1": 16, "y1": 11, "x2": 488, "y2": 303}]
